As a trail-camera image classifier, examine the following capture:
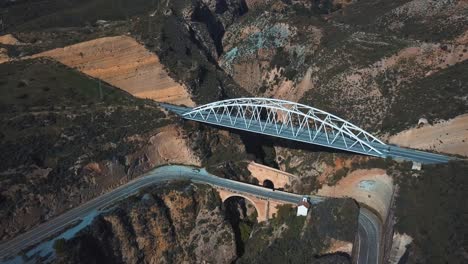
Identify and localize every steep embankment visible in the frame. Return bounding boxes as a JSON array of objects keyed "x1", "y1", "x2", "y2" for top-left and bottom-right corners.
[
  {"x1": 30, "y1": 36, "x2": 195, "y2": 106},
  {"x1": 0, "y1": 58, "x2": 199, "y2": 242},
  {"x1": 389, "y1": 114, "x2": 468, "y2": 157},
  {"x1": 54, "y1": 182, "x2": 237, "y2": 264},
  {"x1": 219, "y1": 0, "x2": 468, "y2": 136},
  {"x1": 51, "y1": 179, "x2": 361, "y2": 264},
  {"x1": 131, "y1": 0, "x2": 251, "y2": 104}
]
